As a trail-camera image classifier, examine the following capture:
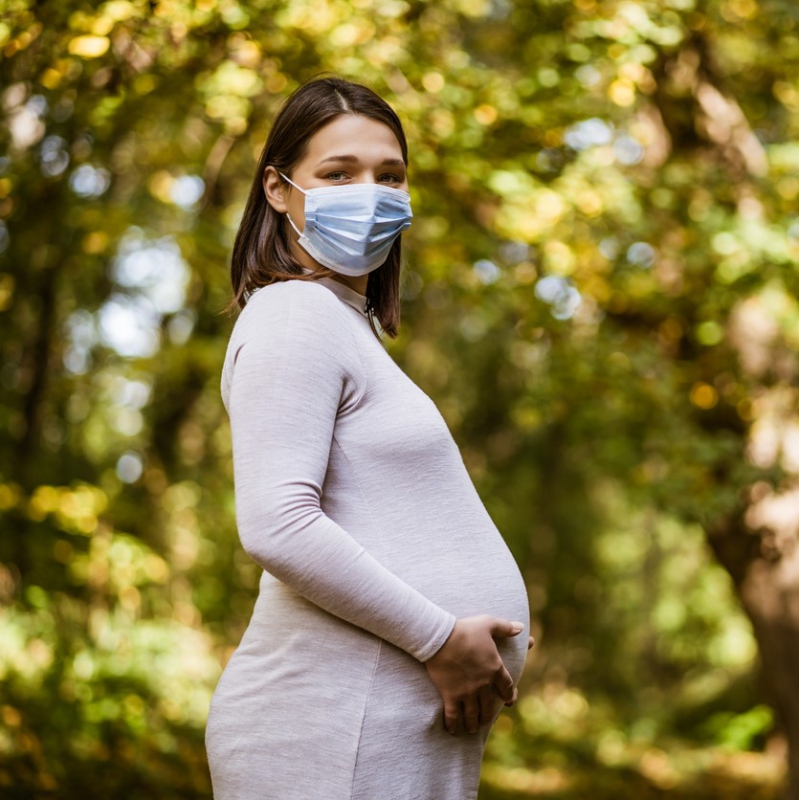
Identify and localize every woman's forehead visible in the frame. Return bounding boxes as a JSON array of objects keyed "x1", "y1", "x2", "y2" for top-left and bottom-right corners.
[{"x1": 304, "y1": 115, "x2": 404, "y2": 164}]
